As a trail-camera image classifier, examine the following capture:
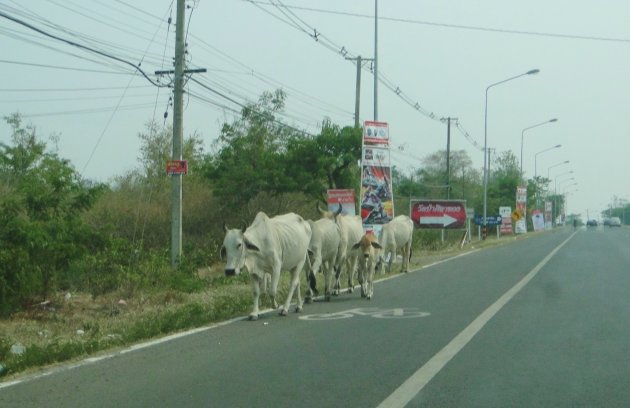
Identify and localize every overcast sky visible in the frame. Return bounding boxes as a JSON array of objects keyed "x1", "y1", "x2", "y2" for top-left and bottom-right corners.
[{"x1": 2, "y1": 0, "x2": 629, "y2": 219}]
